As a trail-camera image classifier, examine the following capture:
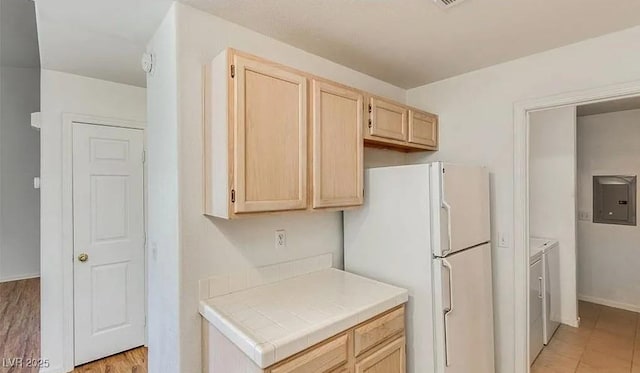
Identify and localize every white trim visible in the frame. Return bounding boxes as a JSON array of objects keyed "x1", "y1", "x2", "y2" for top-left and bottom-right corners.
[
  {"x1": 39, "y1": 365, "x2": 64, "y2": 373},
  {"x1": 578, "y1": 295, "x2": 640, "y2": 314},
  {"x1": 513, "y1": 79, "x2": 640, "y2": 373},
  {"x1": 0, "y1": 273, "x2": 40, "y2": 283},
  {"x1": 61, "y1": 113, "x2": 146, "y2": 372}
]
